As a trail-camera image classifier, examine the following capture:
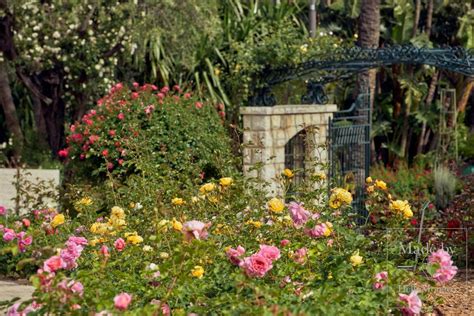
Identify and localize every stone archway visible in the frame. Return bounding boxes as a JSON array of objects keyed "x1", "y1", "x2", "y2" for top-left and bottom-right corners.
[{"x1": 240, "y1": 104, "x2": 337, "y2": 194}]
